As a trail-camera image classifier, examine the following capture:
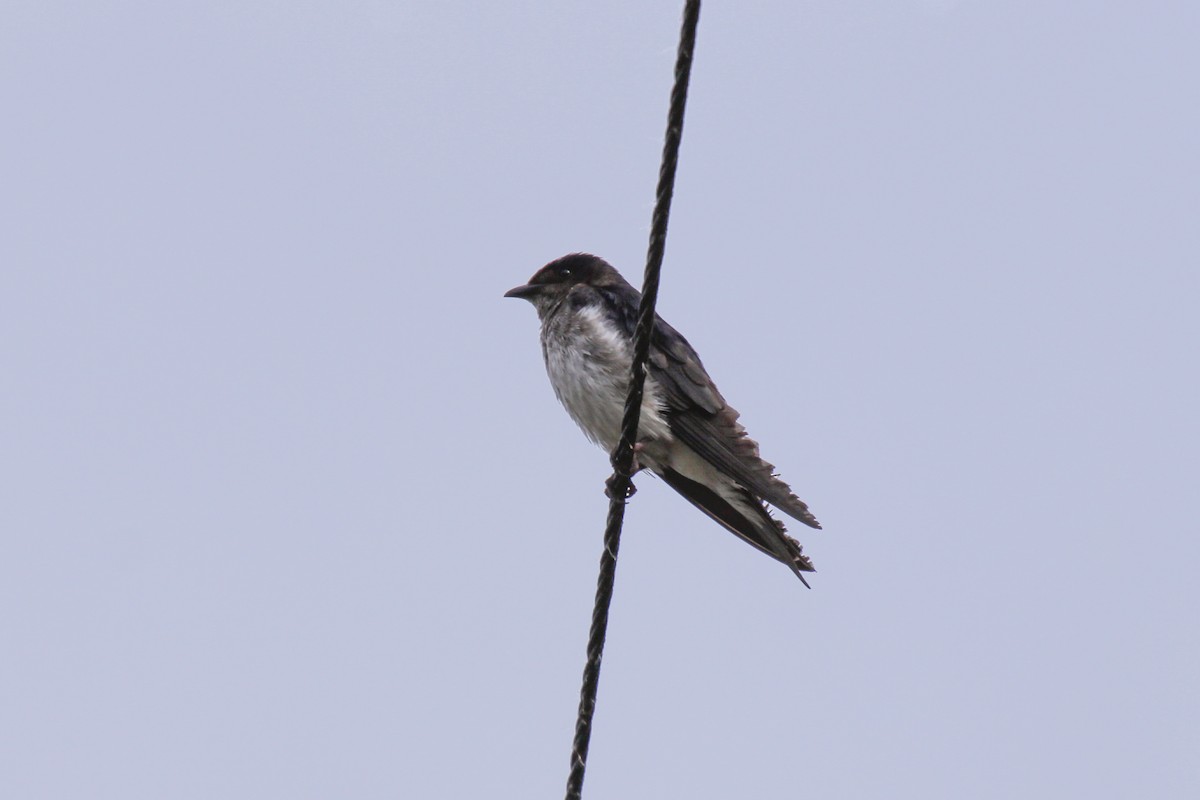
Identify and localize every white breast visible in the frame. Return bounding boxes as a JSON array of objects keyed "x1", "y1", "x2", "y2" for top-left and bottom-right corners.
[{"x1": 540, "y1": 303, "x2": 673, "y2": 455}]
